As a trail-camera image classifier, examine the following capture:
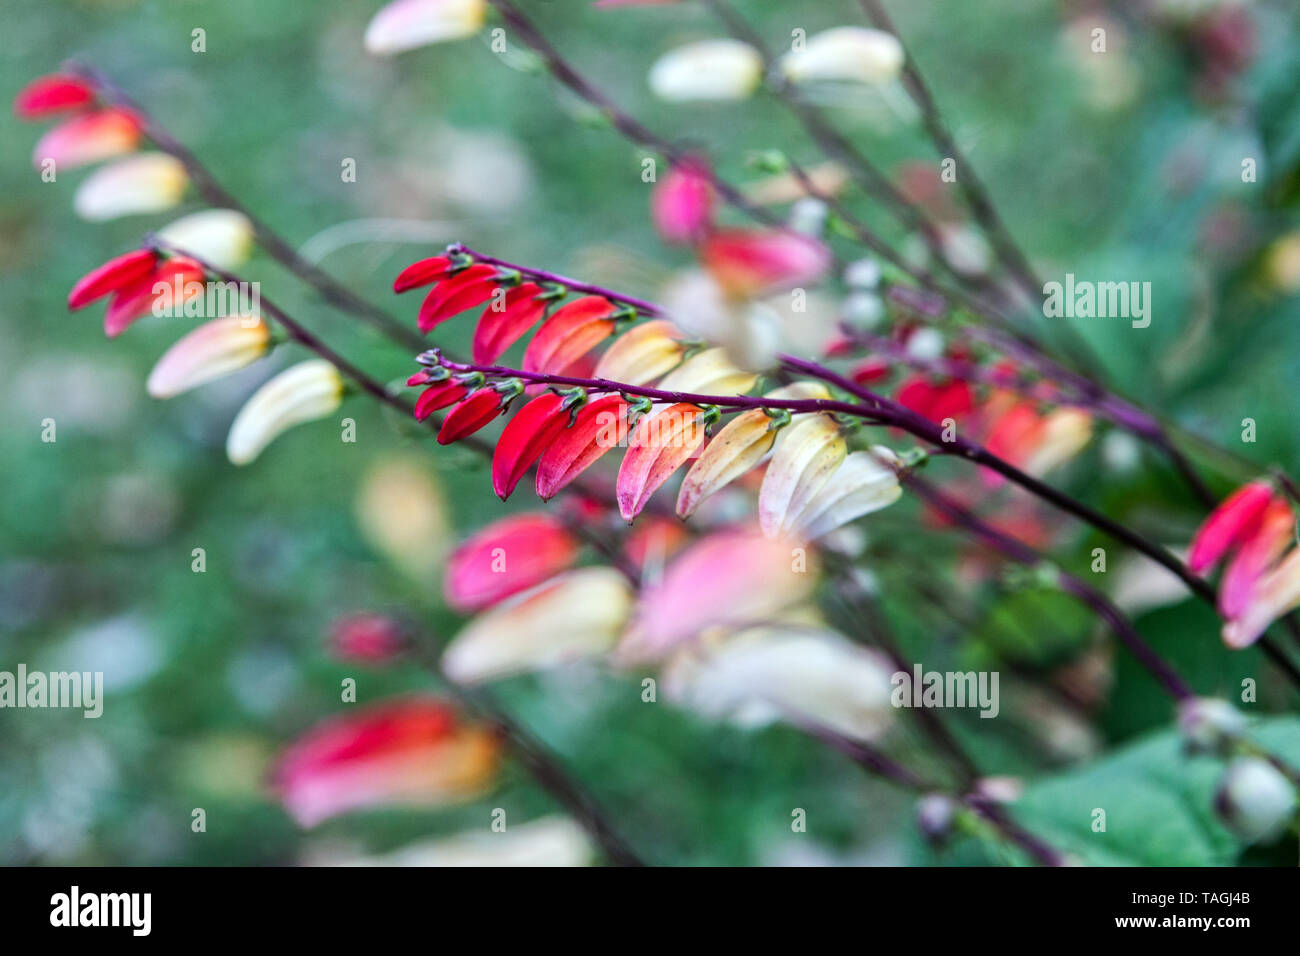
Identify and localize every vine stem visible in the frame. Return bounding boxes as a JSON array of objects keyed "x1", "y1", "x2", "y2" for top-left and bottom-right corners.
[
  {"x1": 67, "y1": 62, "x2": 426, "y2": 354},
  {"x1": 429, "y1": 247, "x2": 1300, "y2": 688}
]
